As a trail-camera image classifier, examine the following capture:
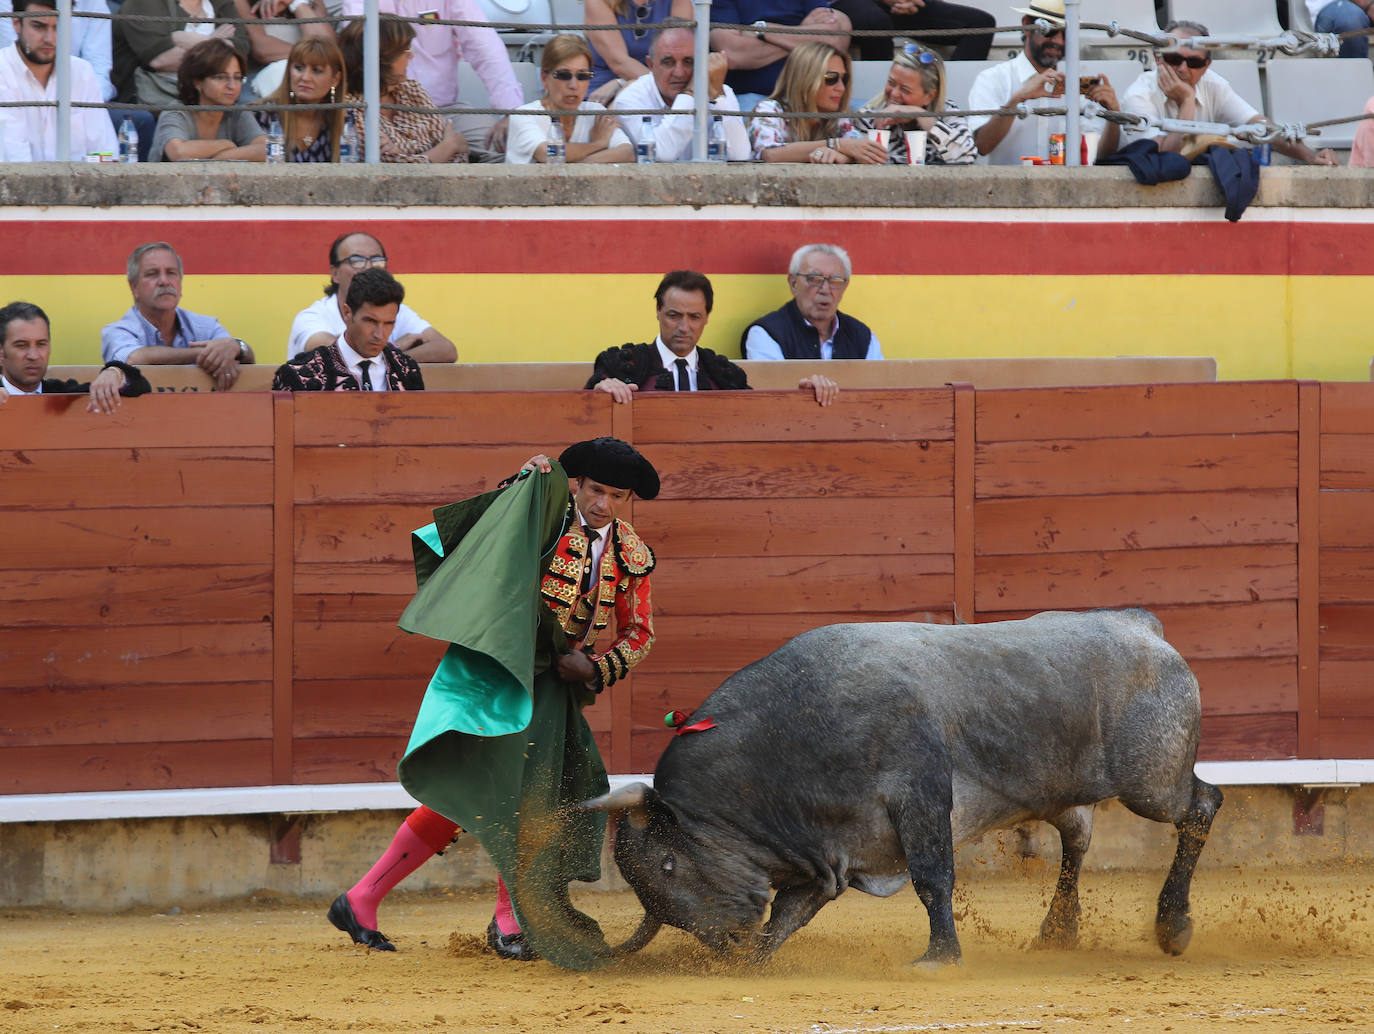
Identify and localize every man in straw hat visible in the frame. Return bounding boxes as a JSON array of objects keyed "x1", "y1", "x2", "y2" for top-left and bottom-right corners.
[
  {"x1": 326, "y1": 438, "x2": 662, "y2": 969},
  {"x1": 967, "y1": 0, "x2": 1121, "y2": 164}
]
